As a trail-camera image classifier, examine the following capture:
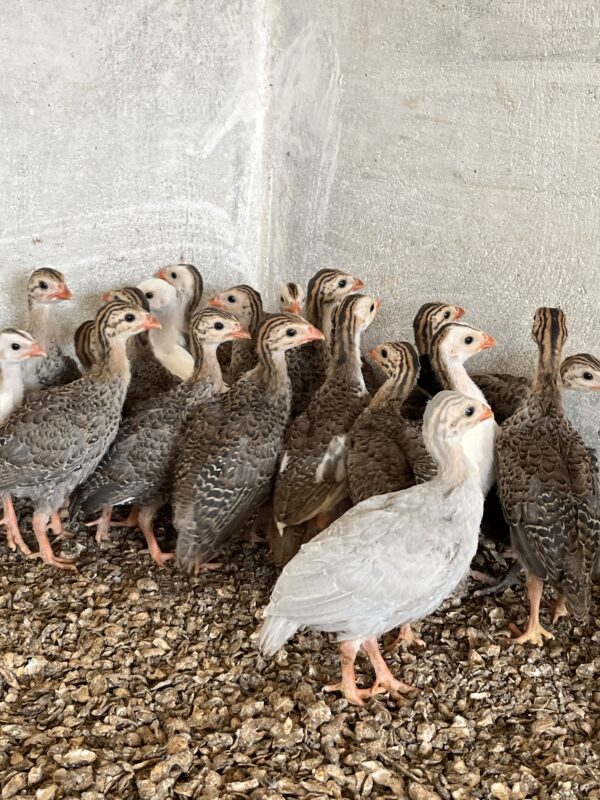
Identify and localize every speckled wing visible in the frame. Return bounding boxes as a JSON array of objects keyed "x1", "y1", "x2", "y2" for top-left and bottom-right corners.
[
  {"x1": 472, "y1": 373, "x2": 531, "y2": 423},
  {"x1": 33, "y1": 346, "x2": 81, "y2": 390},
  {"x1": 287, "y1": 344, "x2": 326, "y2": 417},
  {"x1": 124, "y1": 357, "x2": 179, "y2": 415}
]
